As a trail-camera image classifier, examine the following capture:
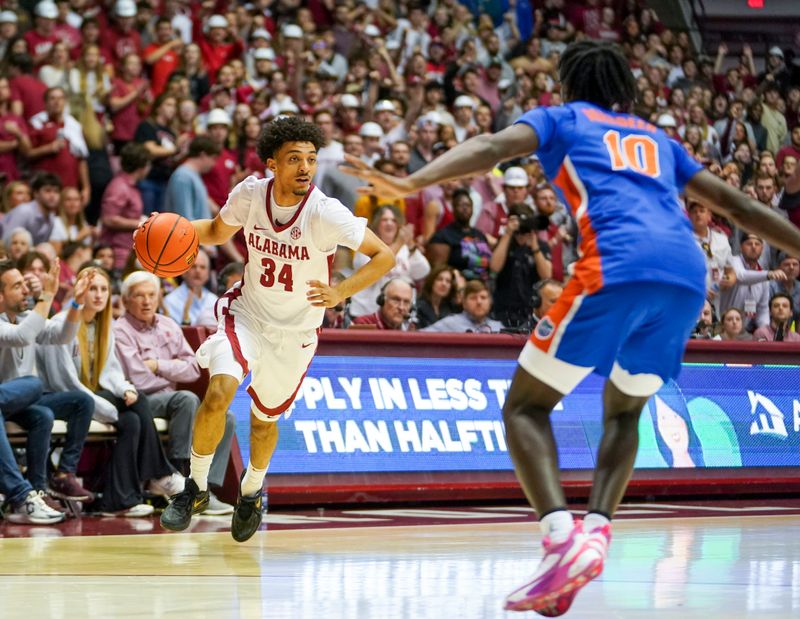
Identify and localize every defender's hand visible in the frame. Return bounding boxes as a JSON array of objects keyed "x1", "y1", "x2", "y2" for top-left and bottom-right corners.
[{"x1": 339, "y1": 154, "x2": 417, "y2": 199}]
